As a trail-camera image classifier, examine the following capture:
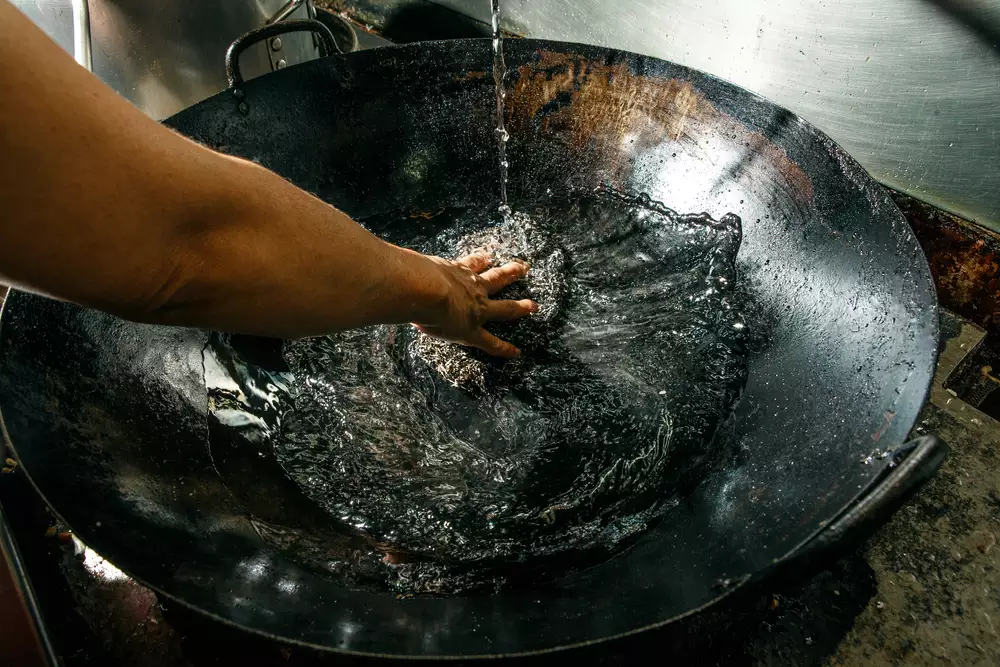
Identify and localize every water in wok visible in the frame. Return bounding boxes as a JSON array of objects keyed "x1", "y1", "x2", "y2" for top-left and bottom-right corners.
[
  {"x1": 206, "y1": 190, "x2": 748, "y2": 595},
  {"x1": 0, "y1": 37, "x2": 941, "y2": 656}
]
